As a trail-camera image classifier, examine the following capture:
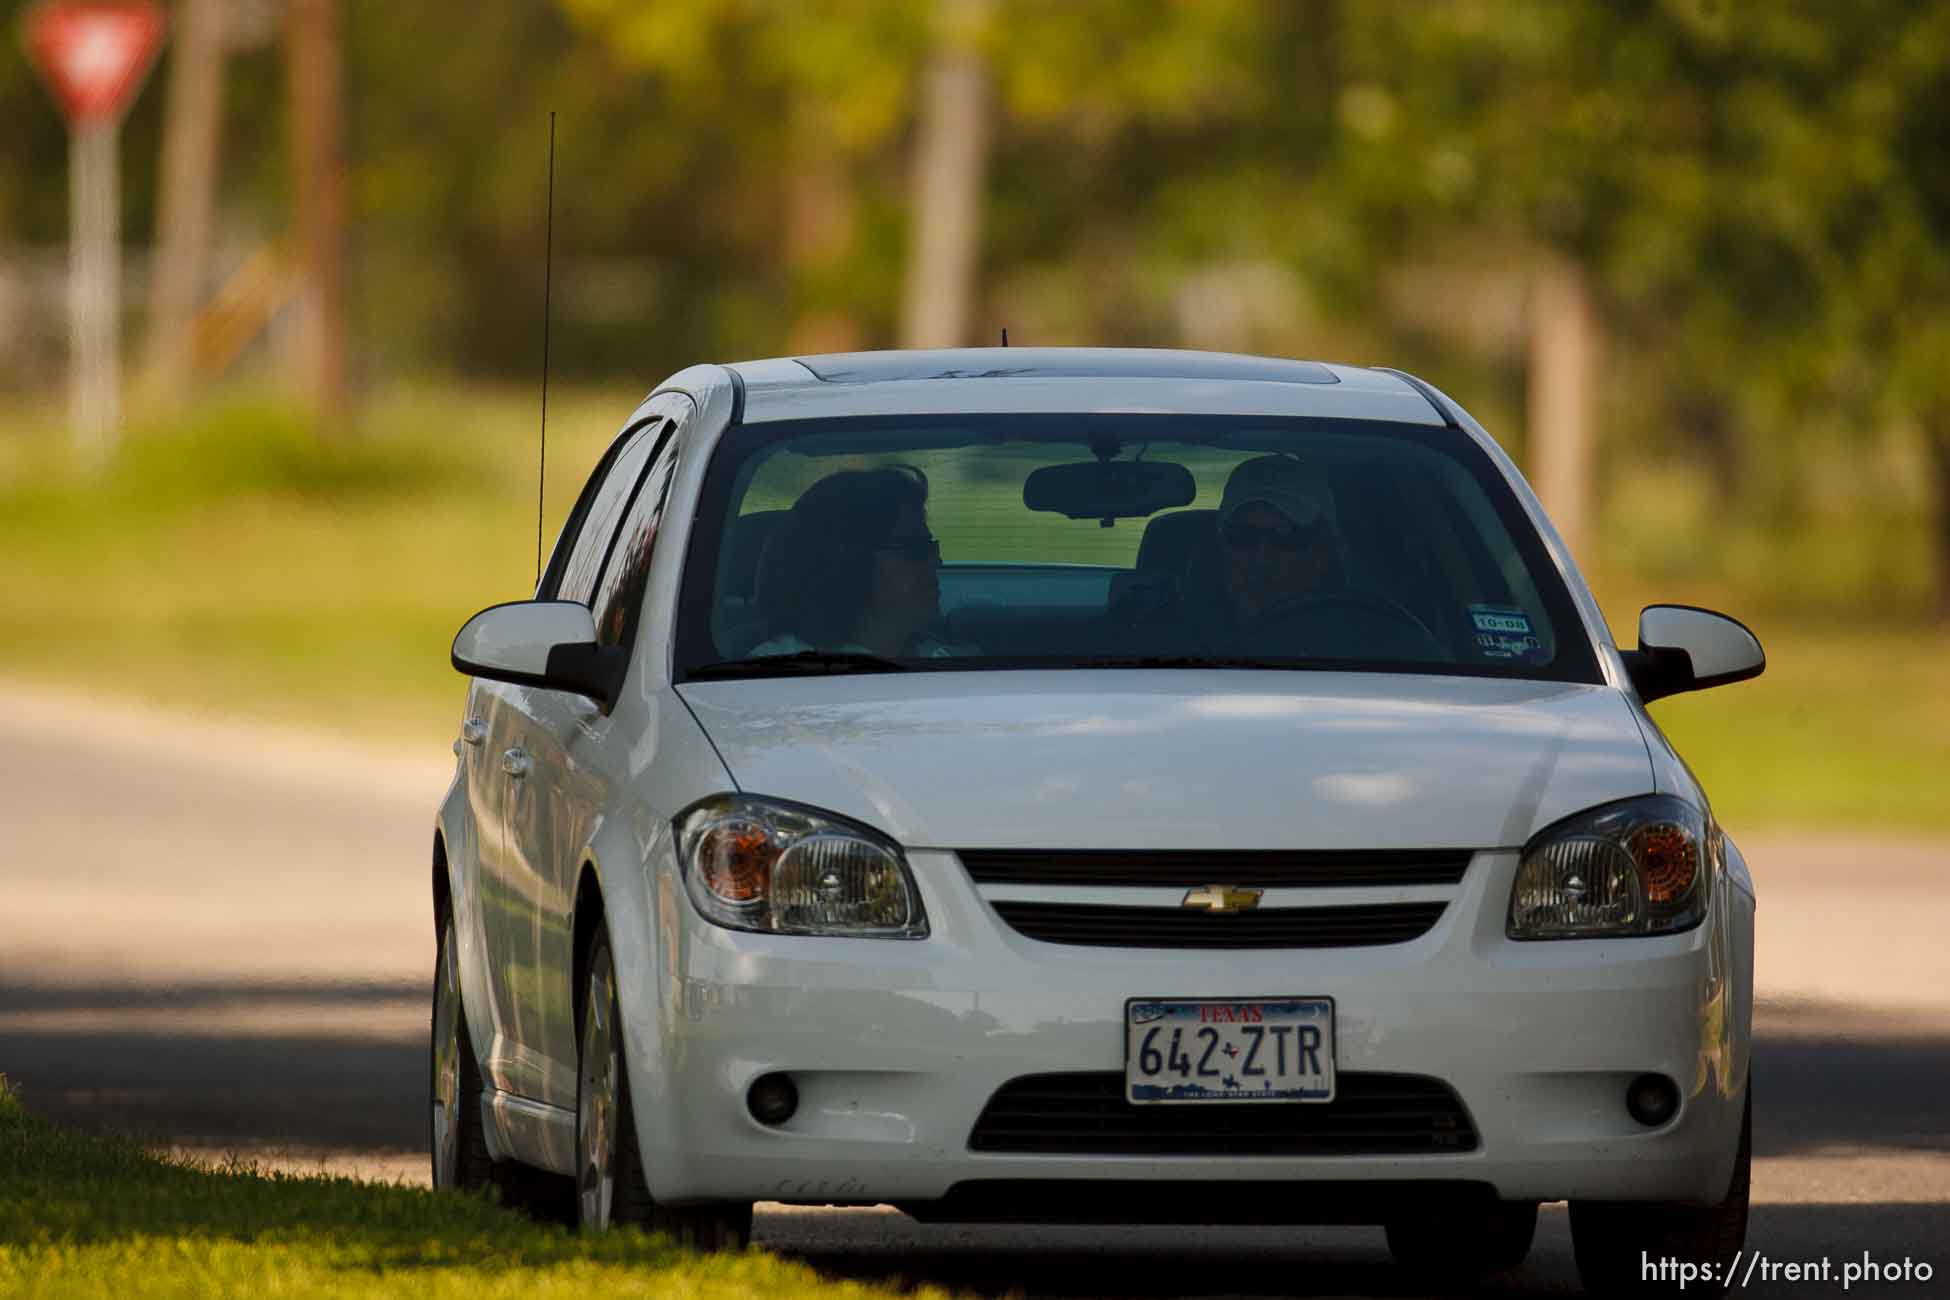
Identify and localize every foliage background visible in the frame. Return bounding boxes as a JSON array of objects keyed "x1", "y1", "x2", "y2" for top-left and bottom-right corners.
[{"x1": 0, "y1": 0, "x2": 1945, "y2": 828}]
